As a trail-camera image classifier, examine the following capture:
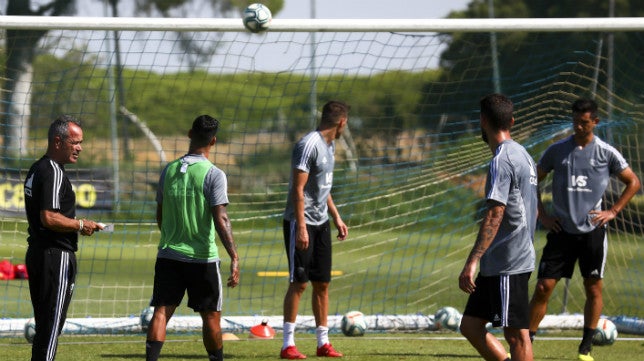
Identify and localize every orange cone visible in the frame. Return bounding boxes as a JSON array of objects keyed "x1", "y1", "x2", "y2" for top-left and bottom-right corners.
[{"x1": 249, "y1": 319, "x2": 275, "y2": 339}]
